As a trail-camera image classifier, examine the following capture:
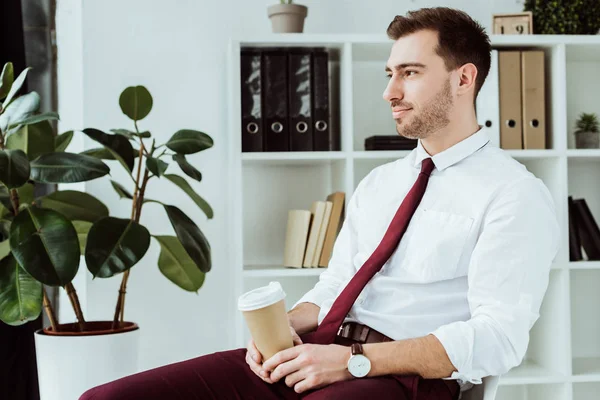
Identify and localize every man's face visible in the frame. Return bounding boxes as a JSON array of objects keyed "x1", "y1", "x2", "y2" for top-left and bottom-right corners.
[{"x1": 383, "y1": 29, "x2": 455, "y2": 140}]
